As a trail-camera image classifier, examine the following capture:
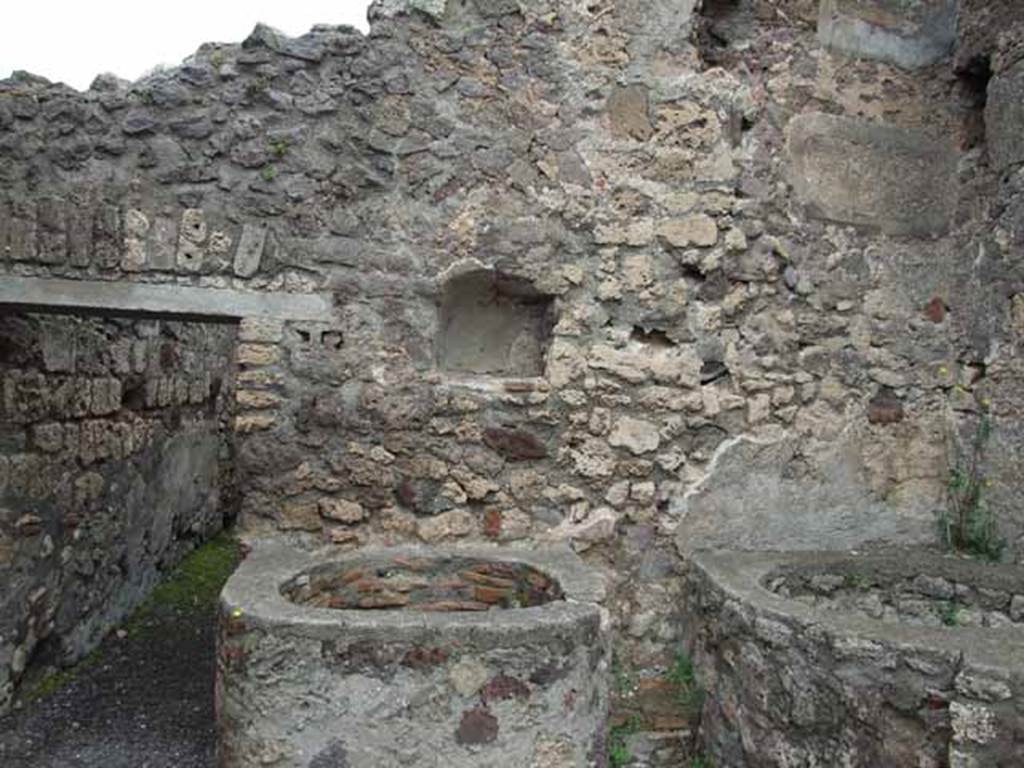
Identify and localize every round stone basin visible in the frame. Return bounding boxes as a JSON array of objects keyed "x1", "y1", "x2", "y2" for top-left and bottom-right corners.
[
  {"x1": 281, "y1": 554, "x2": 565, "y2": 612},
  {"x1": 217, "y1": 543, "x2": 609, "y2": 768},
  {"x1": 683, "y1": 550, "x2": 1024, "y2": 767}
]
